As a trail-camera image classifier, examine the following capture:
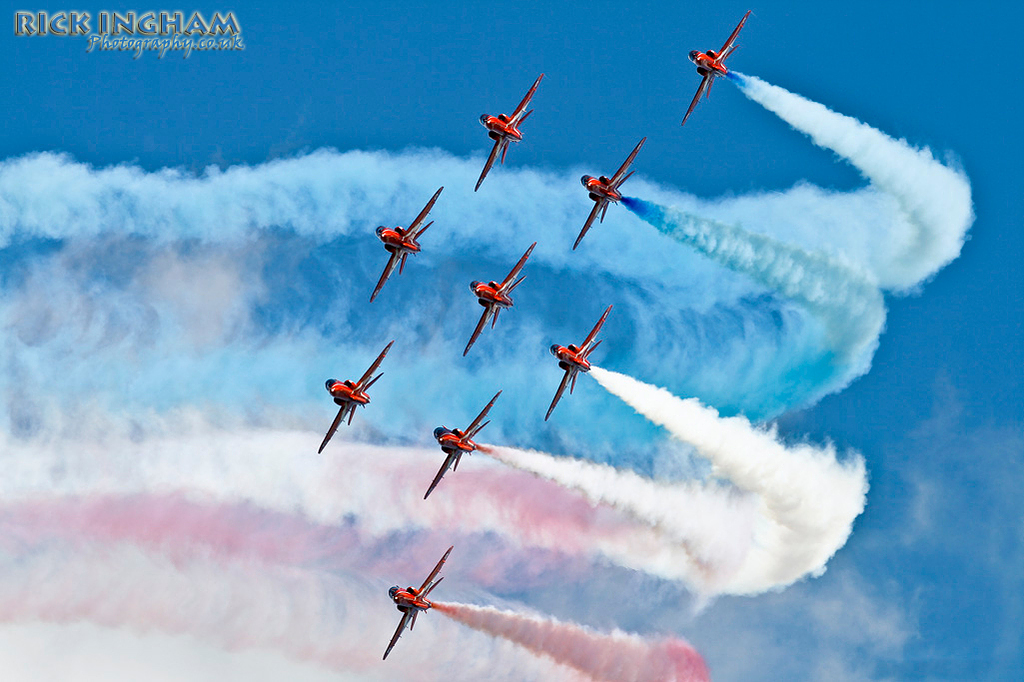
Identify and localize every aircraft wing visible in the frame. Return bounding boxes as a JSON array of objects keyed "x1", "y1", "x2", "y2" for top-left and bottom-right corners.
[
  {"x1": 609, "y1": 137, "x2": 646, "y2": 188},
  {"x1": 370, "y1": 252, "x2": 402, "y2": 303},
  {"x1": 681, "y1": 74, "x2": 711, "y2": 126},
  {"x1": 475, "y1": 139, "x2": 505, "y2": 192},
  {"x1": 424, "y1": 453, "x2": 457, "y2": 500},
  {"x1": 465, "y1": 390, "x2": 502, "y2": 437},
  {"x1": 463, "y1": 305, "x2": 495, "y2": 356},
  {"x1": 573, "y1": 200, "x2": 605, "y2": 251},
  {"x1": 408, "y1": 186, "x2": 443, "y2": 237},
  {"x1": 383, "y1": 610, "x2": 414, "y2": 661},
  {"x1": 355, "y1": 340, "x2": 395, "y2": 389},
  {"x1": 719, "y1": 10, "x2": 751, "y2": 60},
  {"x1": 510, "y1": 73, "x2": 544, "y2": 125},
  {"x1": 545, "y1": 368, "x2": 574, "y2": 421},
  {"x1": 579, "y1": 304, "x2": 613, "y2": 354},
  {"x1": 318, "y1": 404, "x2": 350, "y2": 454},
  {"x1": 418, "y1": 545, "x2": 454, "y2": 593},
  {"x1": 499, "y1": 242, "x2": 537, "y2": 292}
]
